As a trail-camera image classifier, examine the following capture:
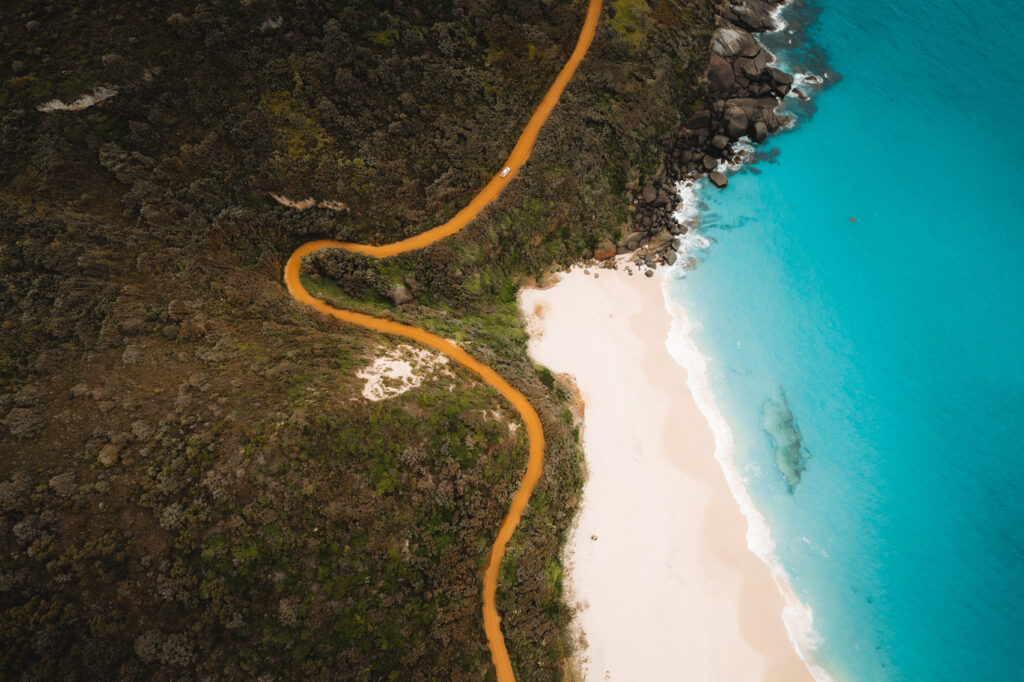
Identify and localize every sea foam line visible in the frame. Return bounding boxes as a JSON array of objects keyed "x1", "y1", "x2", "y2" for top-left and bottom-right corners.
[
  {"x1": 671, "y1": 178, "x2": 703, "y2": 228},
  {"x1": 658, "y1": 271, "x2": 834, "y2": 681},
  {"x1": 659, "y1": 0, "x2": 836, "y2": 668}
]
